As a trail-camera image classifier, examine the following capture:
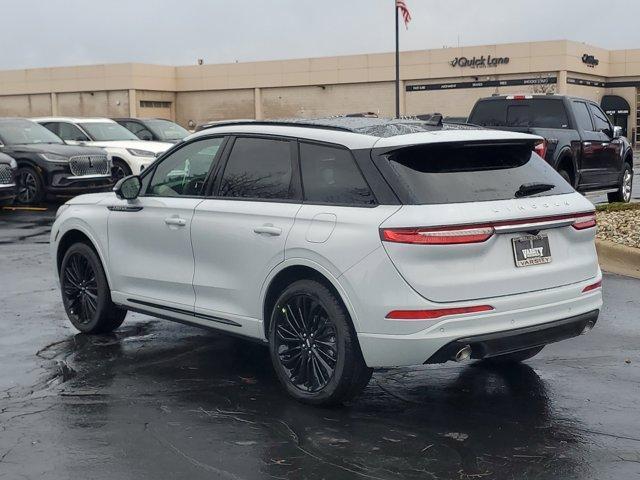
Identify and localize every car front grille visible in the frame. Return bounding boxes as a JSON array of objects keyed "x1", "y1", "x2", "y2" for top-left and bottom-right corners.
[
  {"x1": 0, "y1": 164, "x2": 14, "y2": 185},
  {"x1": 69, "y1": 155, "x2": 110, "y2": 177}
]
